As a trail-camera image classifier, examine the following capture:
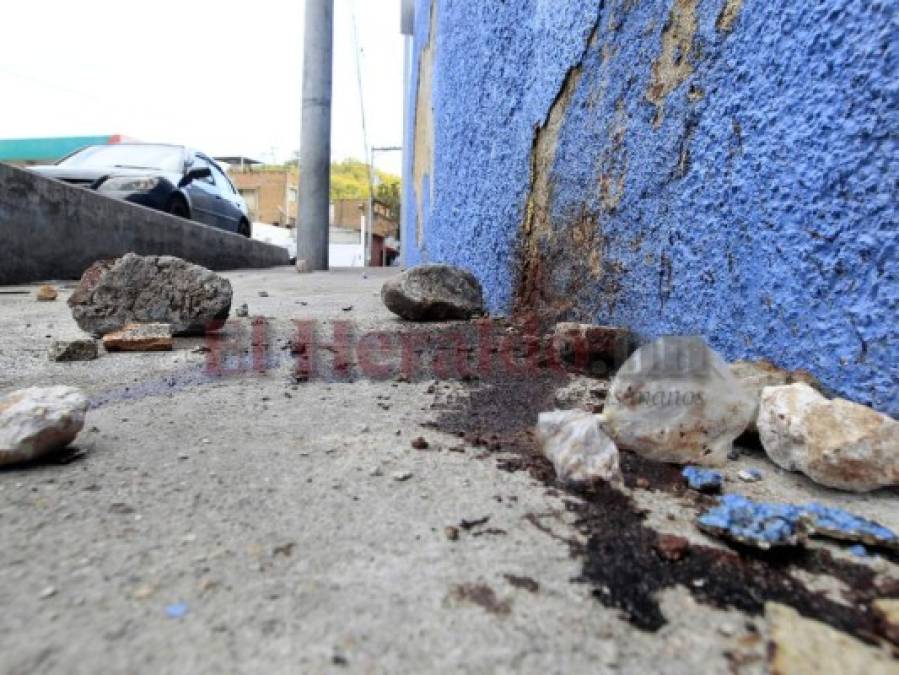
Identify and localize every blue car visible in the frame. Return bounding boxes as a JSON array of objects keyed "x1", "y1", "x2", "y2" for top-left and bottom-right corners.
[{"x1": 30, "y1": 143, "x2": 252, "y2": 237}]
